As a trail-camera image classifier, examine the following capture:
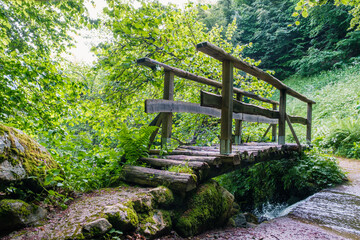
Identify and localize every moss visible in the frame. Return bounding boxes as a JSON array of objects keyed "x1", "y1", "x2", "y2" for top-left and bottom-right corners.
[
  {"x1": 0, "y1": 123, "x2": 60, "y2": 186},
  {"x1": 149, "y1": 186, "x2": 174, "y2": 208},
  {"x1": 0, "y1": 199, "x2": 32, "y2": 217},
  {"x1": 174, "y1": 180, "x2": 233, "y2": 237}
]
